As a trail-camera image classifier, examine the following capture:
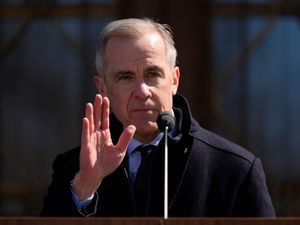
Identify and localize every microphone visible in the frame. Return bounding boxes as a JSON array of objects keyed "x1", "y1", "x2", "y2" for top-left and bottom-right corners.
[
  {"x1": 157, "y1": 112, "x2": 175, "y2": 219},
  {"x1": 157, "y1": 112, "x2": 175, "y2": 133}
]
